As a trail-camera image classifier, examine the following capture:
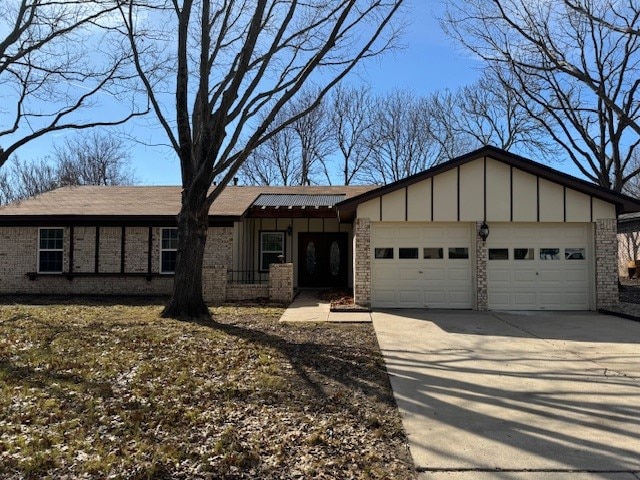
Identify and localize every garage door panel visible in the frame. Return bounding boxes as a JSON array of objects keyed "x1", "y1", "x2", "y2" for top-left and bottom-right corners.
[
  {"x1": 398, "y1": 268, "x2": 420, "y2": 281},
  {"x1": 448, "y1": 290, "x2": 472, "y2": 307},
  {"x1": 397, "y1": 227, "x2": 421, "y2": 241},
  {"x1": 371, "y1": 223, "x2": 473, "y2": 309},
  {"x1": 373, "y1": 226, "x2": 396, "y2": 240},
  {"x1": 489, "y1": 292, "x2": 511, "y2": 309},
  {"x1": 513, "y1": 269, "x2": 537, "y2": 282},
  {"x1": 373, "y1": 290, "x2": 396, "y2": 305},
  {"x1": 423, "y1": 268, "x2": 445, "y2": 281},
  {"x1": 373, "y1": 269, "x2": 397, "y2": 283},
  {"x1": 488, "y1": 269, "x2": 510, "y2": 283},
  {"x1": 513, "y1": 292, "x2": 537, "y2": 308},
  {"x1": 487, "y1": 223, "x2": 591, "y2": 310},
  {"x1": 398, "y1": 290, "x2": 421, "y2": 306},
  {"x1": 565, "y1": 269, "x2": 588, "y2": 283},
  {"x1": 424, "y1": 291, "x2": 448, "y2": 308},
  {"x1": 448, "y1": 266, "x2": 471, "y2": 281}
]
